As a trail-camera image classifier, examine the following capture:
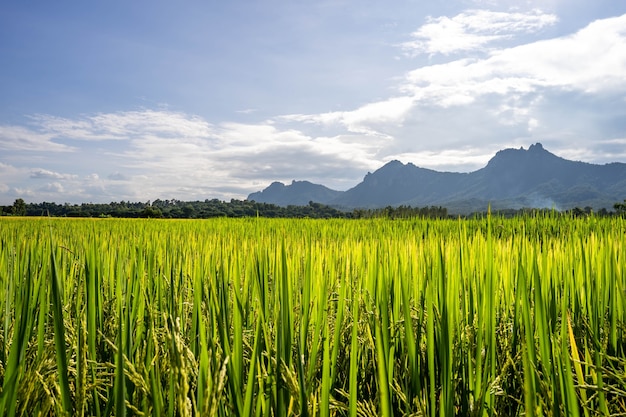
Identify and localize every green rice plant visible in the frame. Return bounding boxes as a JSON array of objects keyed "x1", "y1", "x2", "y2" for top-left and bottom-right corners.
[
  {"x1": 0, "y1": 239, "x2": 37, "y2": 416},
  {"x1": 48, "y1": 229, "x2": 73, "y2": 416},
  {"x1": 0, "y1": 214, "x2": 625, "y2": 416}
]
